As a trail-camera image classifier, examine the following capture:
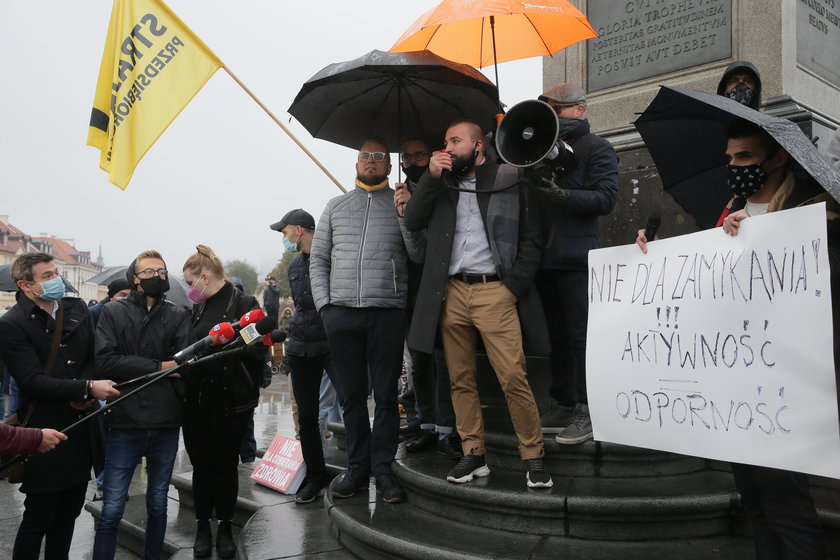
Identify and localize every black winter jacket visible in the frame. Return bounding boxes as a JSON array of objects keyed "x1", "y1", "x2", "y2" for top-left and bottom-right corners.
[
  {"x1": 185, "y1": 282, "x2": 266, "y2": 416},
  {"x1": 95, "y1": 291, "x2": 194, "y2": 429},
  {"x1": 286, "y1": 252, "x2": 330, "y2": 357},
  {"x1": 538, "y1": 118, "x2": 619, "y2": 270},
  {"x1": 0, "y1": 294, "x2": 97, "y2": 494}
]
